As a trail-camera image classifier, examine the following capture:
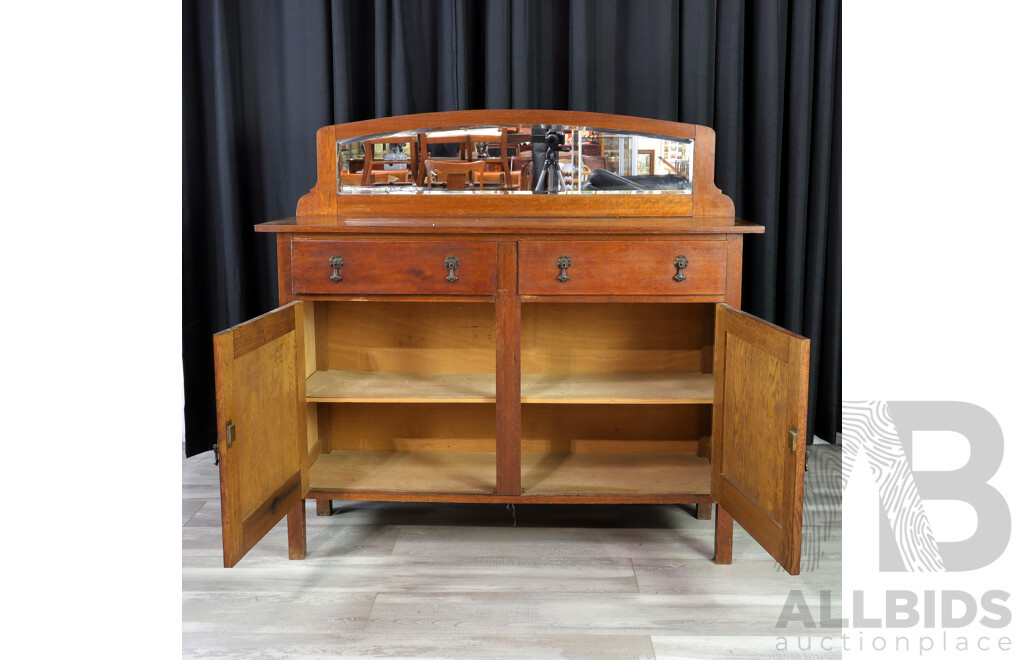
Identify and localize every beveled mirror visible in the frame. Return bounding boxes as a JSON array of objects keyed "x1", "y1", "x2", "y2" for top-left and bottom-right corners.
[{"x1": 336, "y1": 125, "x2": 693, "y2": 195}]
